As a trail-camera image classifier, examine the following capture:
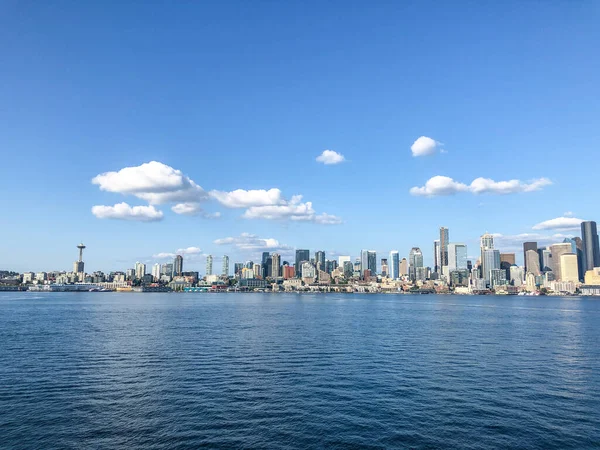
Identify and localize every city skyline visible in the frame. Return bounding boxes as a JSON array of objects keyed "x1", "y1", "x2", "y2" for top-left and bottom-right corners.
[{"x1": 1, "y1": 3, "x2": 599, "y2": 272}]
